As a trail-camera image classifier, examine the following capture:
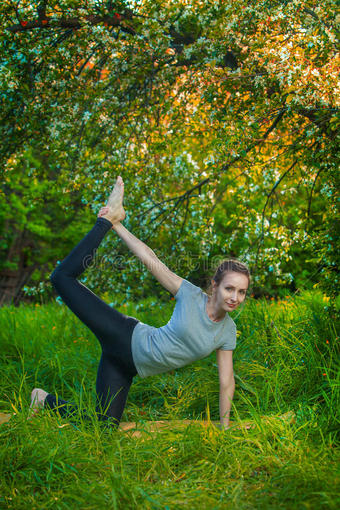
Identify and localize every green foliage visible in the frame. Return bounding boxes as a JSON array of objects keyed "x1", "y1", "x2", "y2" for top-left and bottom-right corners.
[{"x1": 0, "y1": 0, "x2": 339, "y2": 303}]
